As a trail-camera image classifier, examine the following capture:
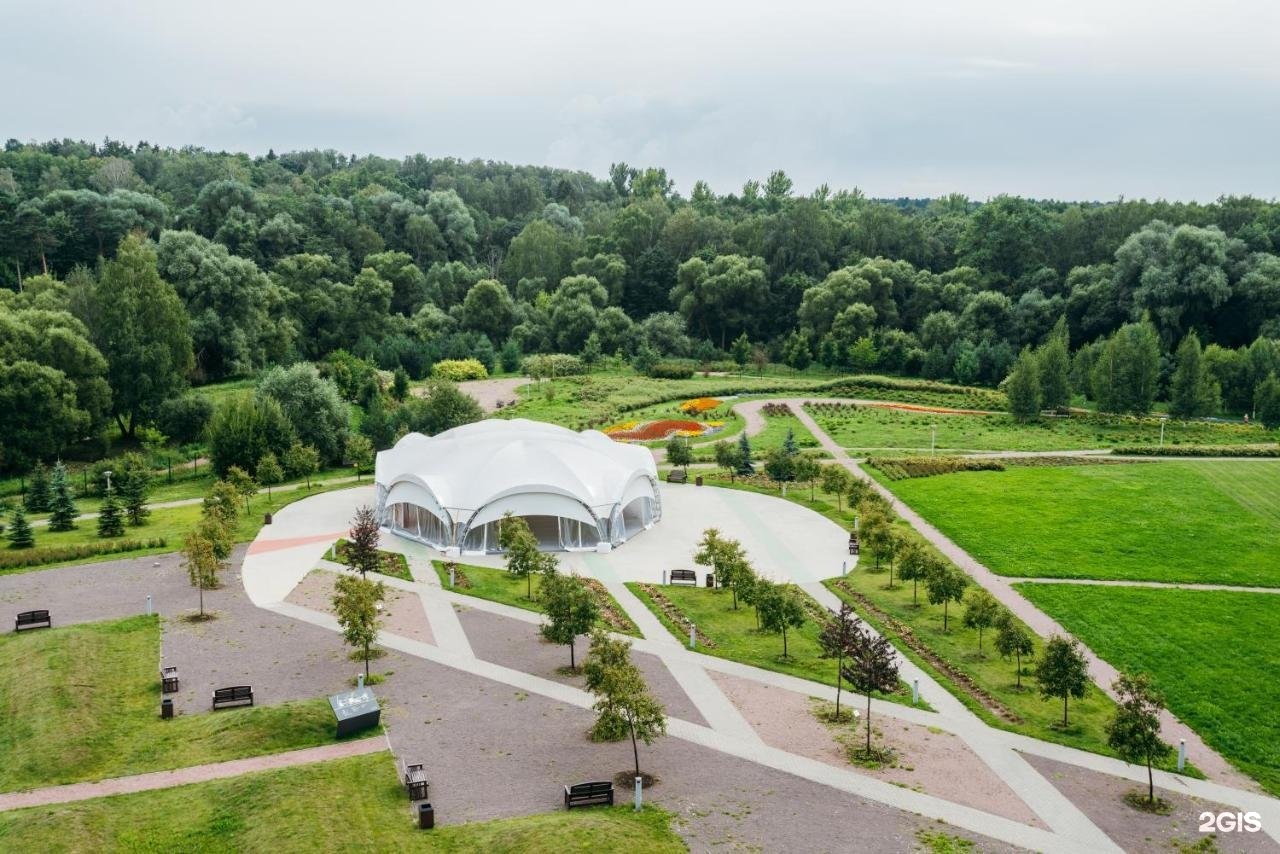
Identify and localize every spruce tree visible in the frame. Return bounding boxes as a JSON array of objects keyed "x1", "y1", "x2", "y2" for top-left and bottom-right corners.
[
  {"x1": 47, "y1": 461, "x2": 78, "y2": 532},
  {"x1": 119, "y1": 463, "x2": 151, "y2": 527},
  {"x1": 98, "y1": 488, "x2": 125, "y2": 538},
  {"x1": 25, "y1": 462, "x2": 52, "y2": 513},
  {"x1": 1256, "y1": 373, "x2": 1280, "y2": 429},
  {"x1": 736, "y1": 432, "x2": 755, "y2": 476},
  {"x1": 7, "y1": 507, "x2": 34, "y2": 549}
]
